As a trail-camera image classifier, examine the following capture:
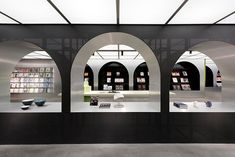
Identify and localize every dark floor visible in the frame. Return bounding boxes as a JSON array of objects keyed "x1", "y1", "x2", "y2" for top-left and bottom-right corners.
[{"x1": 0, "y1": 144, "x2": 235, "y2": 157}]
